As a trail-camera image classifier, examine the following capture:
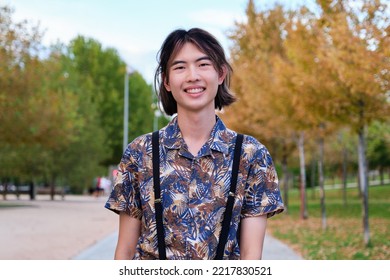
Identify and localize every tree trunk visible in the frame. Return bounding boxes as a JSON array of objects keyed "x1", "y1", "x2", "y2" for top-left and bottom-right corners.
[
  {"x1": 50, "y1": 176, "x2": 56, "y2": 201},
  {"x1": 298, "y1": 132, "x2": 308, "y2": 220},
  {"x1": 357, "y1": 126, "x2": 370, "y2": 246},
  {"x1": 357, "y1": 171, "x2": 362, "y2": 197},
  {"x1": 342, "y1": 146, "x2": 348, "y2": 206},
  {"x1": 29, "y1": 181, "x2": 36, "y2": 200},
  {"x1": 318, "y1": 137, "x2": 326, "y2": 230},
  {"x1": 310, "y1": 159, "x2": 316, "y2": 199},
  {"x1": 281, "y1": 147, "x2": 289, "y2": 214},
  {"x1": 15, "y1": 182, "x2": 20, "y2": 200},
  {"x1": 388, "y1": 168, "x2": 390, "y2": 184},
  {"x1": 2, "y1": 179, "x2": 8, "y2": 200},
  {"x1": 379, "y1": 166, "x2": 384, "y2": 186}
]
